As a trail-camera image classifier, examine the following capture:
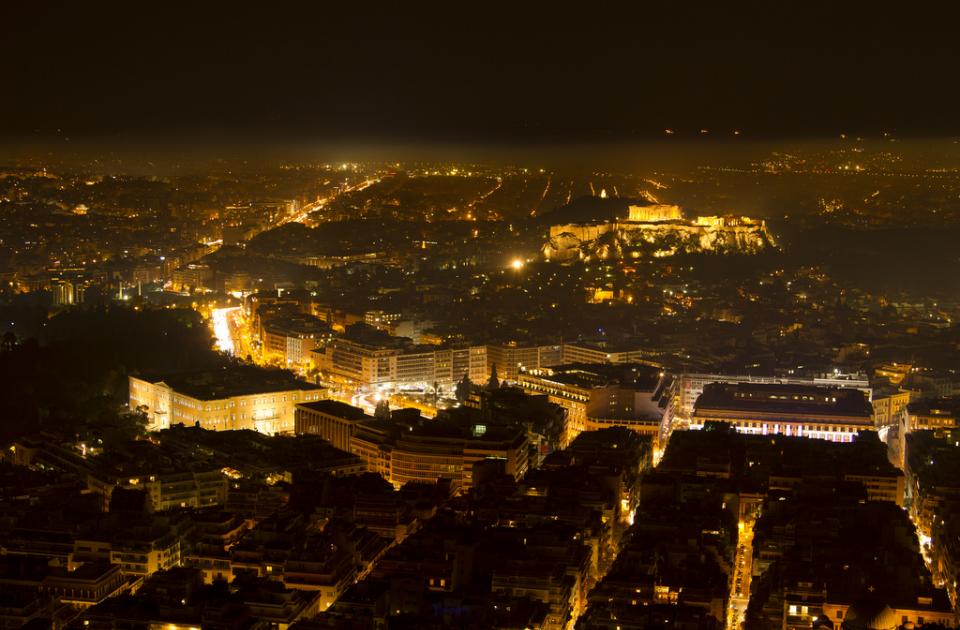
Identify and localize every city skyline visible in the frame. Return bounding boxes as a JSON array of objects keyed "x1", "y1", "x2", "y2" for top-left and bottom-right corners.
[{"x1": 2, "y1": 4, "x2": 960, "y2": 630}]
